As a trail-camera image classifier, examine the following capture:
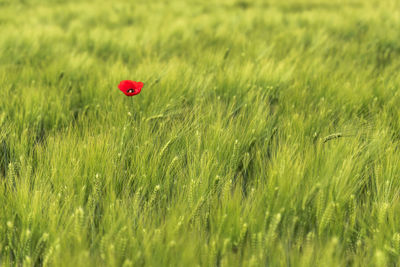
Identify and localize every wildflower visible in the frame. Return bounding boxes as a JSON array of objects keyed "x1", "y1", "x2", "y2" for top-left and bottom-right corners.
[{"x1": 118, "y1": 80, "x2": 144, "y2": 96}]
